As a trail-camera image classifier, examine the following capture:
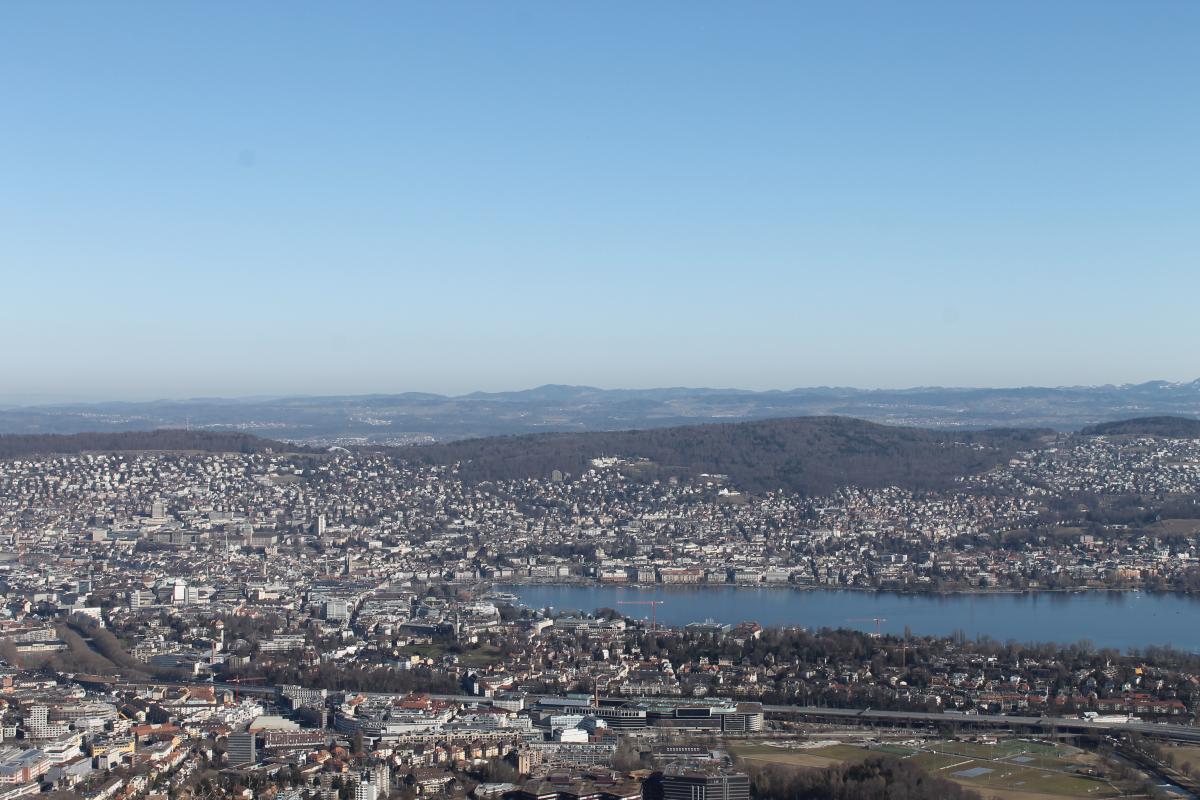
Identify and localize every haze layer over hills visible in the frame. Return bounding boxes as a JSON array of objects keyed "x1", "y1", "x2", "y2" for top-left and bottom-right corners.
[{"x1": 1, "y1": 381, "x2": 1199, "y2": 444}]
